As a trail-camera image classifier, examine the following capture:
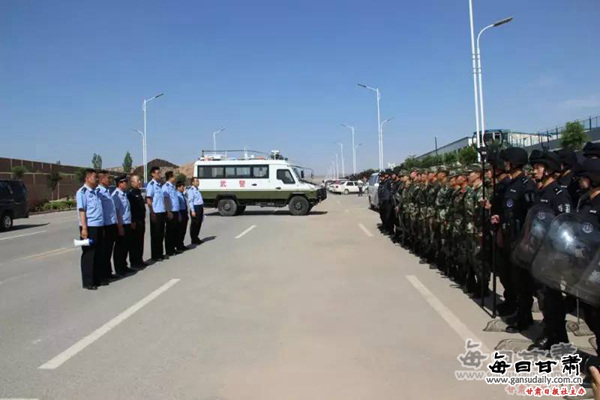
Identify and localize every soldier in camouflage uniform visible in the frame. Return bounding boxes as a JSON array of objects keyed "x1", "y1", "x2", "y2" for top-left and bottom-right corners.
[
  {"x1": 424, "y1": 167, "x2": 441, "y2": 261},
  {"x1": 433, "y1": 166, "x2": 451, "y2": 270},
  {"x1": 444, "y1": 169, "x2": 461, "y2": 277},
  {"x1": 401, "y1": 170, "x2": 418, "y2": 248},
  {"x1": 464, "y1": 163, "x2": 489, "y2": 297},
  {"x1": 450, "y1": 168, "x2": 469, "y2": 283}
]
